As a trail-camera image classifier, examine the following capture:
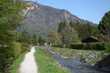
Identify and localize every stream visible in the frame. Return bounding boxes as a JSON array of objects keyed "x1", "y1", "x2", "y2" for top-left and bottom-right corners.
[{"x1": 45, "y1": 46, "x2": 107, "y2": 73}]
